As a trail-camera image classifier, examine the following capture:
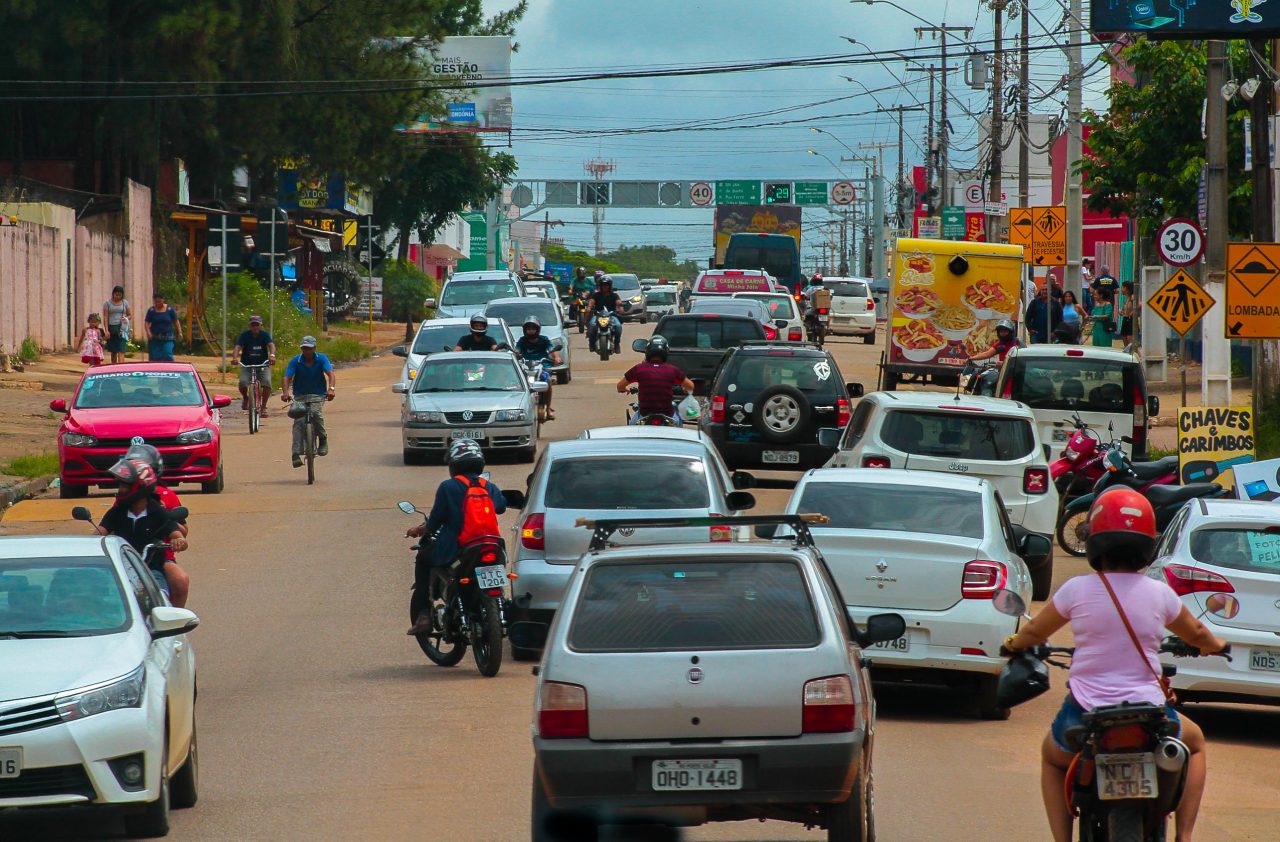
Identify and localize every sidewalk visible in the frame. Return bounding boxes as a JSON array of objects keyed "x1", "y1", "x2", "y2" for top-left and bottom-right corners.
[{"x1": 1144, "y1": 360, "x2": 1253, "y2": 454}]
